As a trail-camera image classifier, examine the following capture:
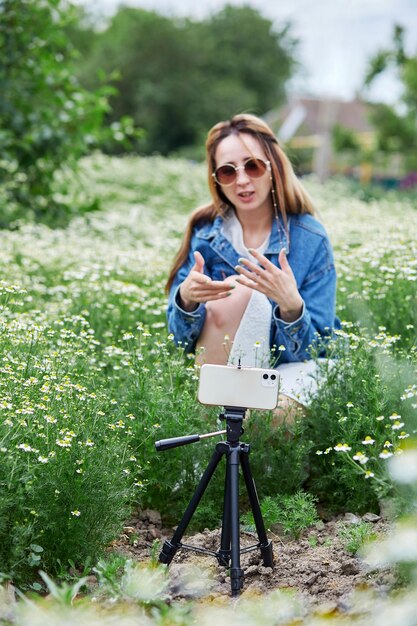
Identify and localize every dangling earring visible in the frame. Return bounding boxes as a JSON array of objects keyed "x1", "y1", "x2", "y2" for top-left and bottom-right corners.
[
  {"x1": 270, "y1": 172, "x2": 290, "y2": 254},
  {"x1": 271, "y1": 183, "x2": 279, "y2": 221},
  {"x1": 270, "y1": 173, "x2": 280, "y2": 231}
]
